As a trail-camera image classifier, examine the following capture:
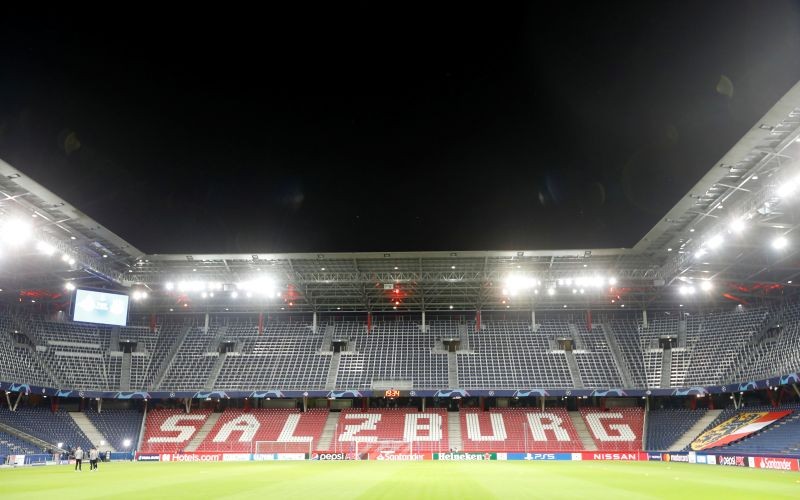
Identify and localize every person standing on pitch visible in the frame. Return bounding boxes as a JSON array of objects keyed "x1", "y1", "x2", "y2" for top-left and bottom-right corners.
[
  {"x1": 74, "y1": 446, "x2": 84, "y2": 471},
  {"x1": 89, "y1": 447, "x2": 98, "y2": 471}
]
